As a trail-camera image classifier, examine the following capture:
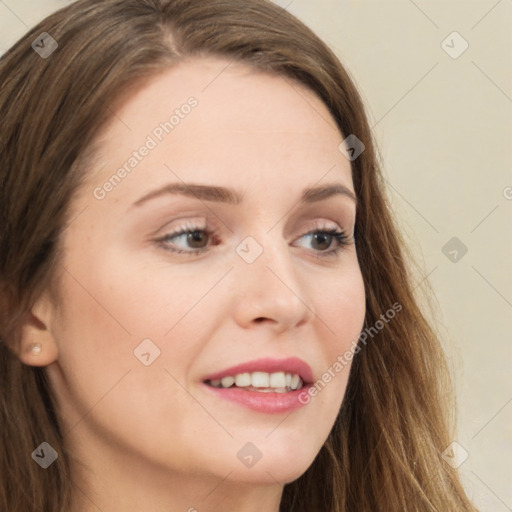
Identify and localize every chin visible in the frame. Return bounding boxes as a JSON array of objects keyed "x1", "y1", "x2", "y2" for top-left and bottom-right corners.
[
  {"x1": 227, "y1": 461, "x2": 312, "y2": 486},
  {"x1": 225, "y1": 442, "x2": 321, "y2": 486}
]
